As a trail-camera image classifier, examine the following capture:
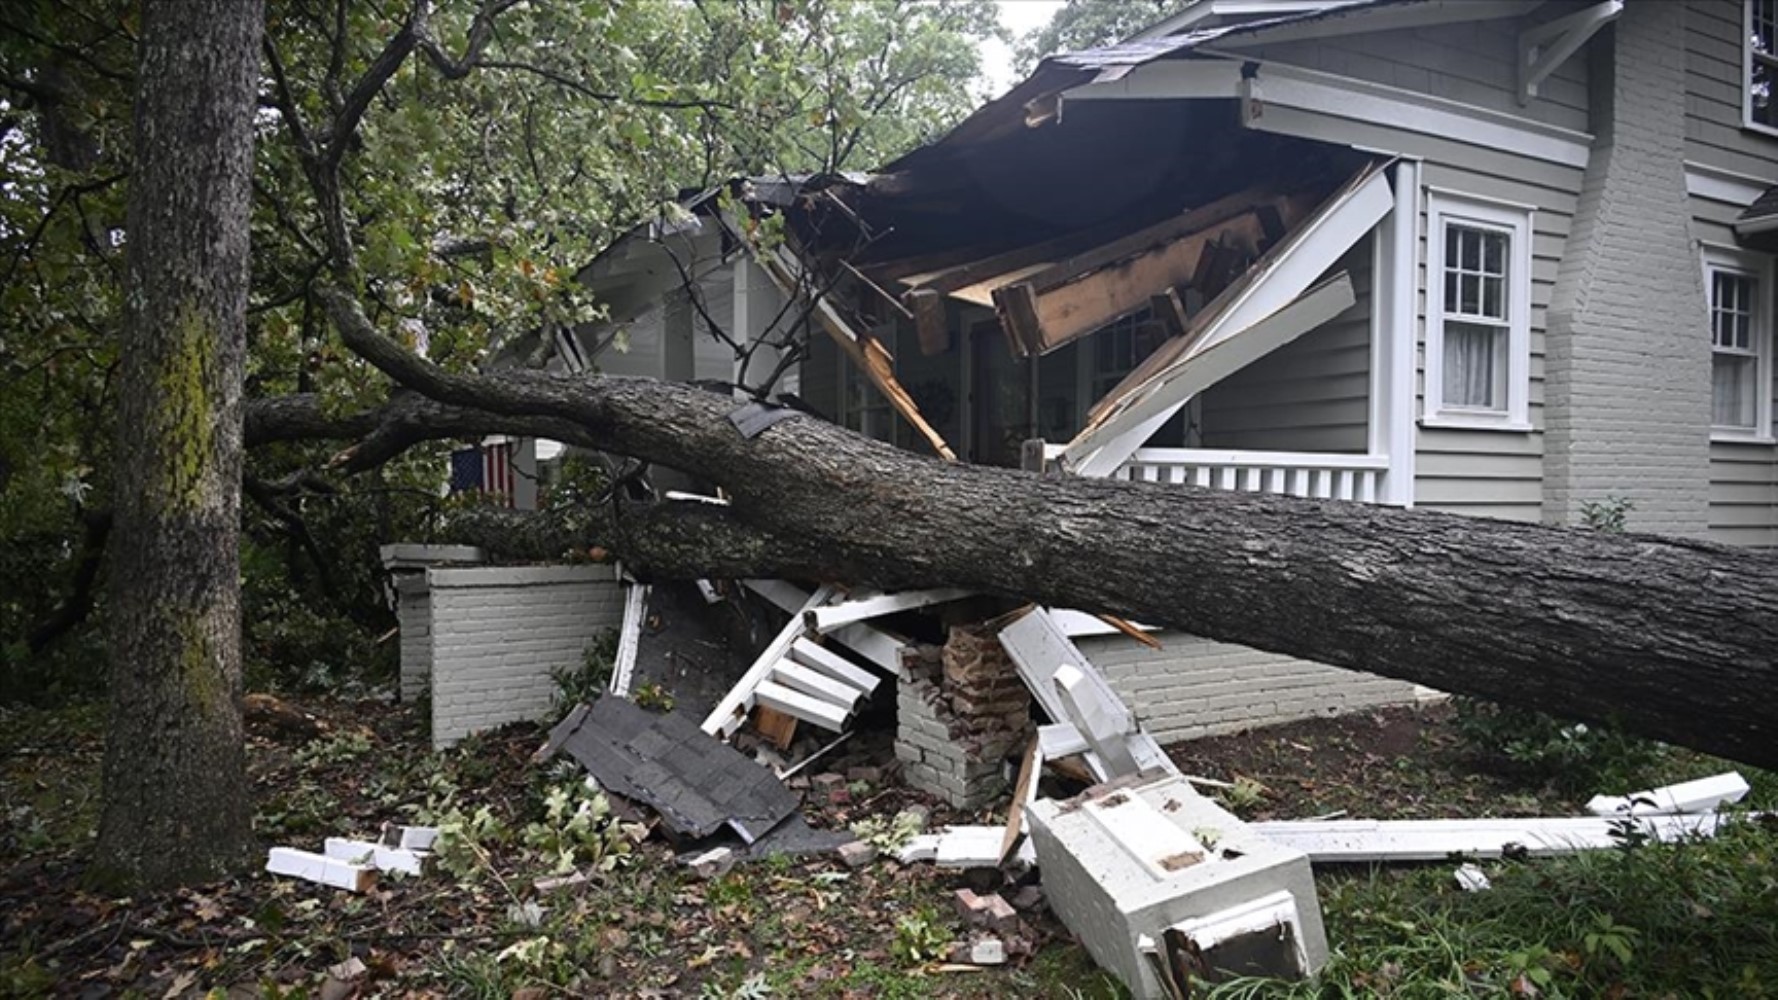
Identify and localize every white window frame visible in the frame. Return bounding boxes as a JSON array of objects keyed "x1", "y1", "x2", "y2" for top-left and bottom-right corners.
[
  {"x1": 1744, "y1": 0, "x2": 1778, "y2": 137},
  {"x1": 1422, "y1": 190, "x2": 1533, "y2": 431},
  {"x1": 1702, "y1": 245, "x2": 1775, "y2": 443}
]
